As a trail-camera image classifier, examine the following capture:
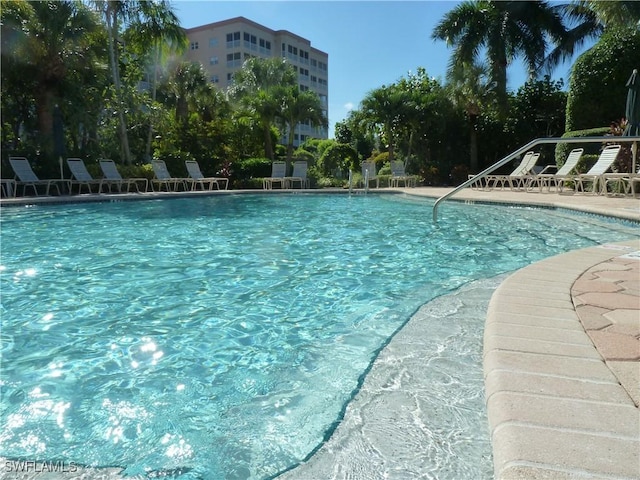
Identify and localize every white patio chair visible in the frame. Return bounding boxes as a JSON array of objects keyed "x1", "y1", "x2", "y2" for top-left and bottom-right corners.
[
  {"x1": 9, "y1": 156, "x2": 63, "y2": 196},
  {"x1": 185, "y1": 160, "x2": 228, "y2": 190},
  {"x1": 99, "y1": 159, "x2": 149, "y2": 193},
  {"x1": 263, "y1": 161, "x2": 286, "y2": 189}
]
